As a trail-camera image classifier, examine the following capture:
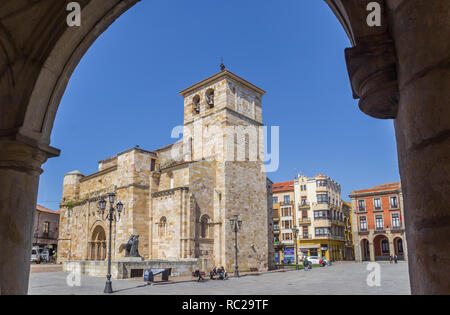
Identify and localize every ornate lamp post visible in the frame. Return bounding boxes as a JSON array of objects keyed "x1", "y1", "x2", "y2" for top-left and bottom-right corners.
[
  {"x1": 98, "y1": 192, "x2": 123, "y2": 294},
  {"x1": 292, "y1": 225, "x2": 299, "y2": 270},
  {"x1": 229, "y1": 214, "x2": 242, "y2": 277}
]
